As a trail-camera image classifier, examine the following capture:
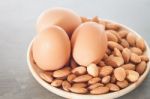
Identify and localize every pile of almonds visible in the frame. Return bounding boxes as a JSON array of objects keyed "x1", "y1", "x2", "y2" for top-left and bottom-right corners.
[{"x1": 38, "y1": 16, "x2": 149, "y2": 95}]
